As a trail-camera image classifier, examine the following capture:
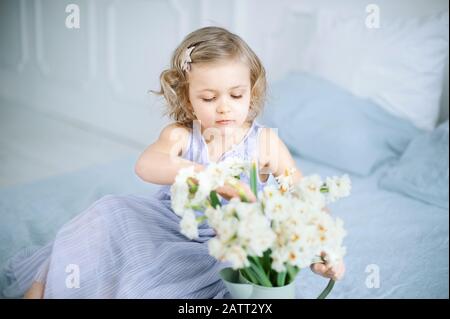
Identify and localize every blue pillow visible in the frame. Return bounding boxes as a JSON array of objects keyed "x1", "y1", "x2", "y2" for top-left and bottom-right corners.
[
  {"x1": 259, "y1": 72, "x2": 421, "y2": 176},
  {"x1": 378, "y1": 121, "x2": 449, "y2": 209}
]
